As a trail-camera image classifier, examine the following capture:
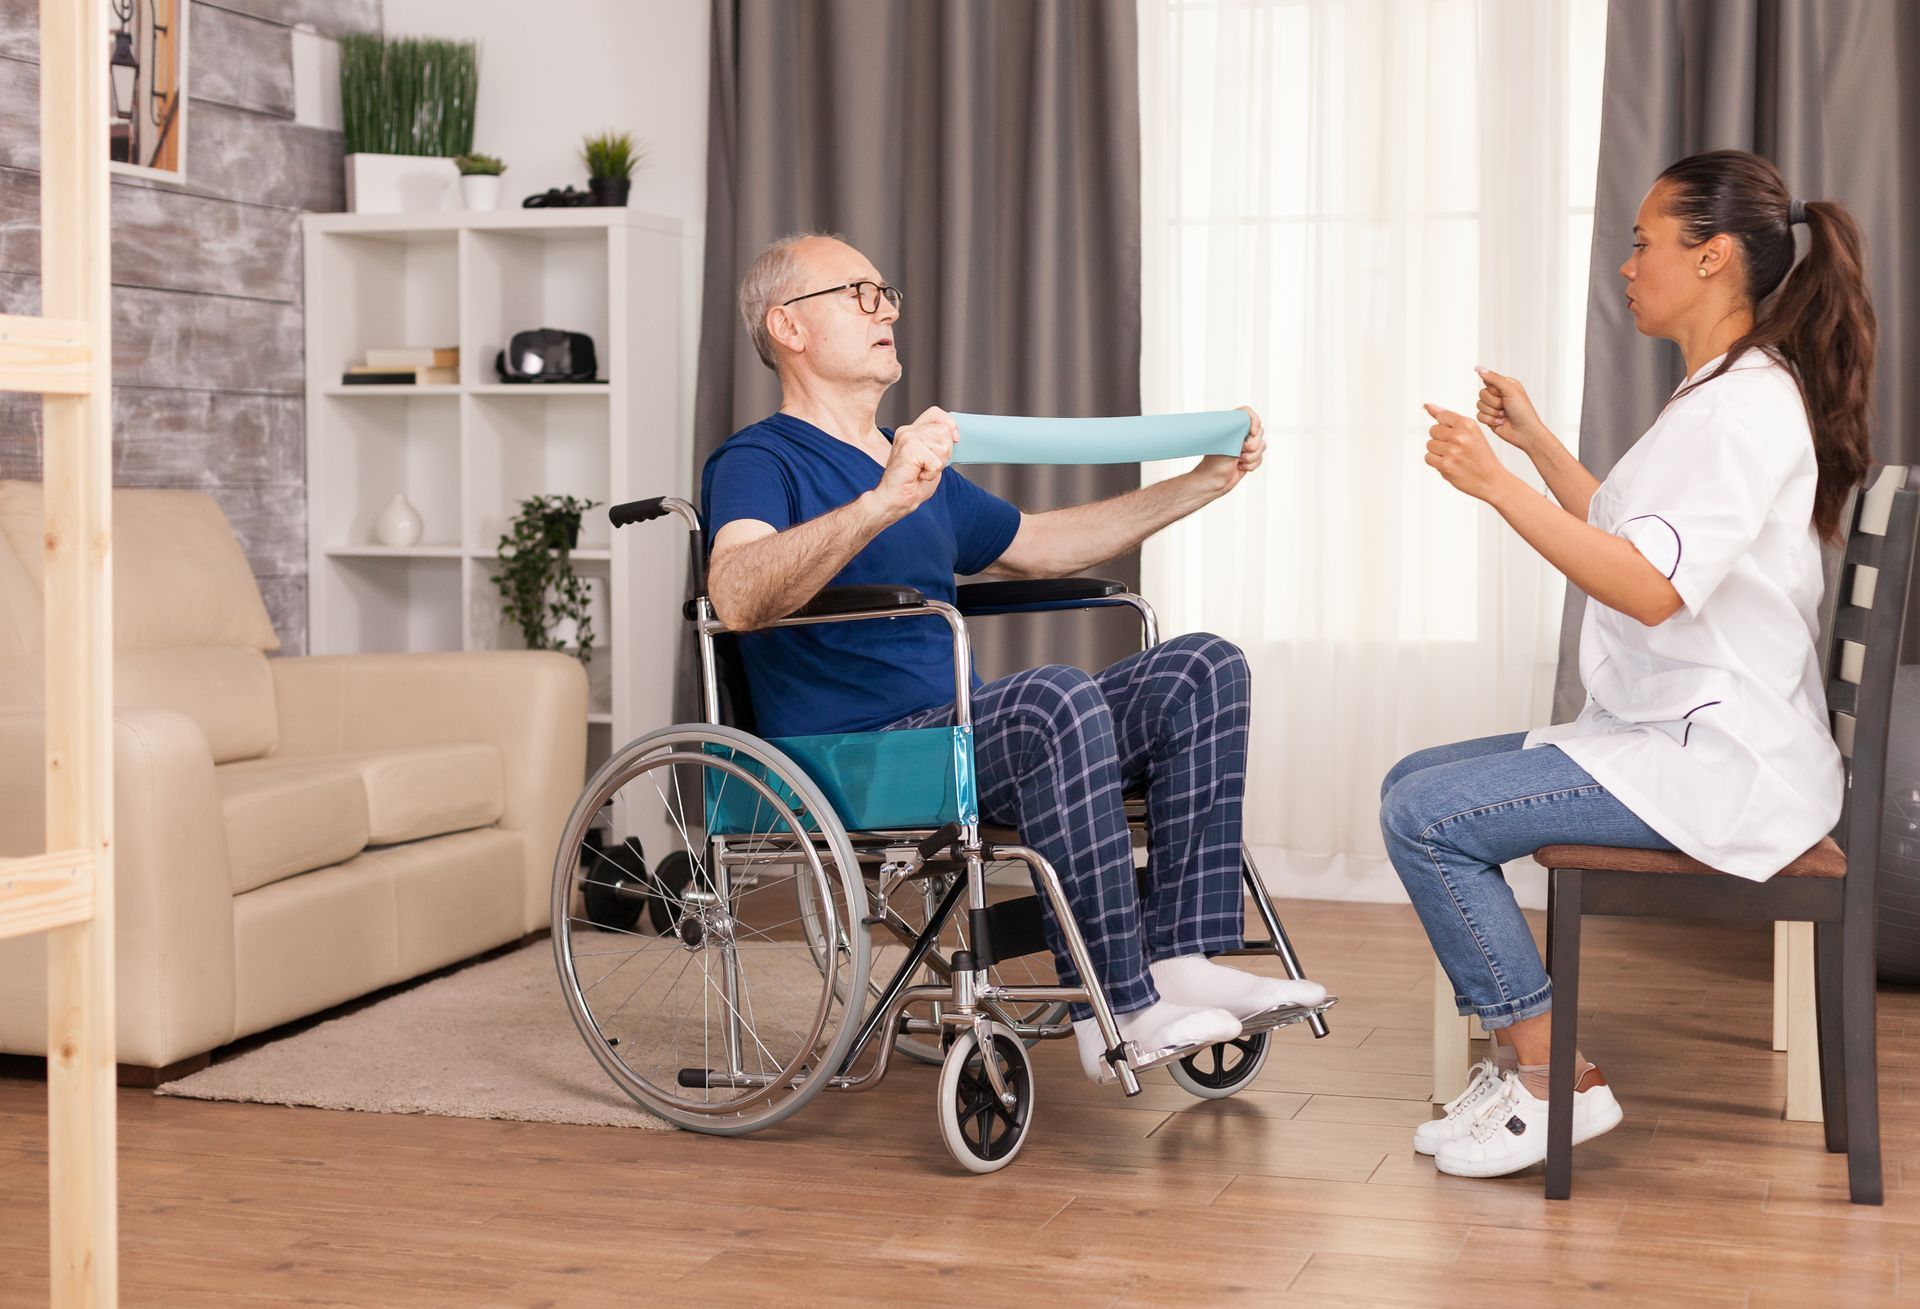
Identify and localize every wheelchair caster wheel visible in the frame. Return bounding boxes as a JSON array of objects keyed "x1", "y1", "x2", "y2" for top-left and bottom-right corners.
[
  {"x1": 937, "y1": 1022, "x2": 1034, "y2": 1174},
  {"x1": 581, "y1": 837, "x2": 649, "y2": 932},
  {"x1": 1168, "y1": 1029, "x2": 1270, "y2": 1100}
]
